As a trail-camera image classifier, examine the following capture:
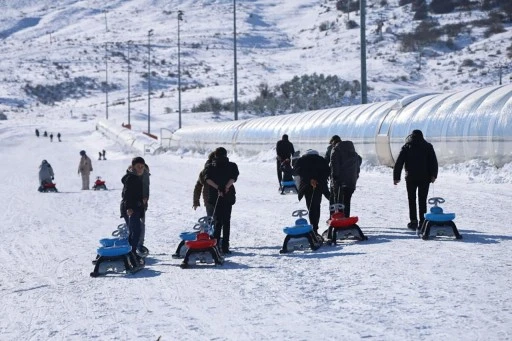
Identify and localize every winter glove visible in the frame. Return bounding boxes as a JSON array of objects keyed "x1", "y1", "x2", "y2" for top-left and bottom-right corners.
[{"x1": 310, "y1": 179, "x2": 318, "y2": 189}]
